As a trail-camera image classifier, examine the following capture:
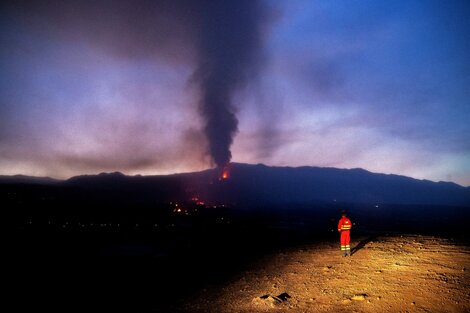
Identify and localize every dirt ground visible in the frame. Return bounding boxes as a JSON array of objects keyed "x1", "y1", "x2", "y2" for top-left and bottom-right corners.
[{"x1": 179, "y1": 234, "x2": 470, "y2": 313}]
